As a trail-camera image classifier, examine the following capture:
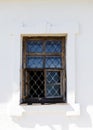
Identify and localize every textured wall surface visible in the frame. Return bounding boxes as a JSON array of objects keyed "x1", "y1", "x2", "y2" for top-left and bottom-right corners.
[{"x1": 0, "y1": 0, "x2": 93, "y2": 130}]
